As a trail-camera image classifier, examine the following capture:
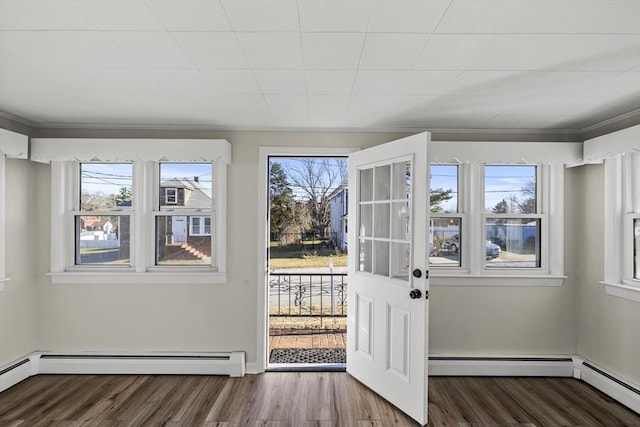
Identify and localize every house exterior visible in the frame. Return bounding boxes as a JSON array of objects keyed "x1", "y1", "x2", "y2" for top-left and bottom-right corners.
[
  {"x1": 328, "y1": 184, "x2": 348, "y2": 252},
  {"x1": 157, "y1": 178, "x2": 212, "y2": 261}
]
